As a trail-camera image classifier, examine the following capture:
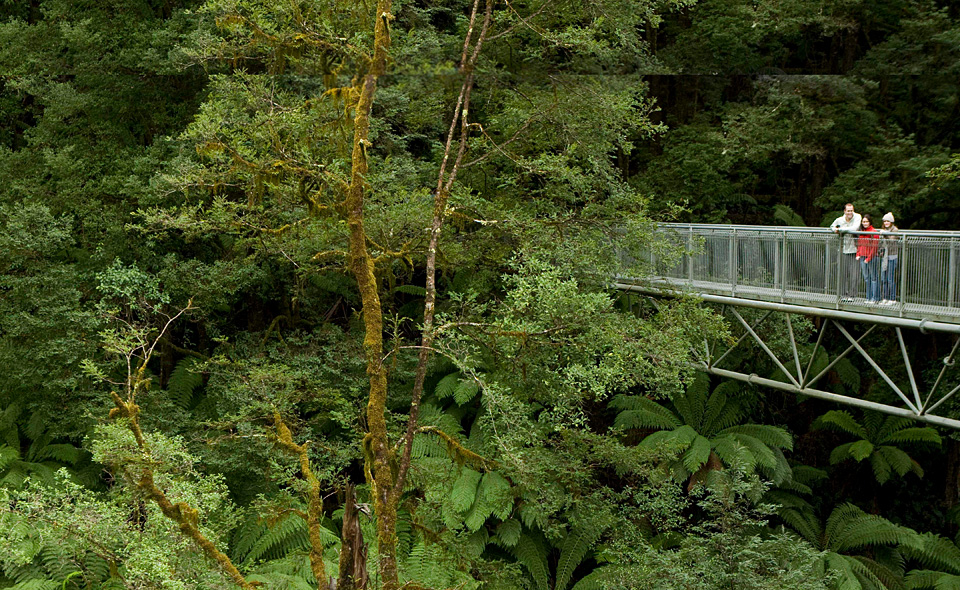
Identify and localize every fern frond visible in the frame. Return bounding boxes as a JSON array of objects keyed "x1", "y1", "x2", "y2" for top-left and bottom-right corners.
[
  {"x1": 885, "y1": 428, "x2": 942, "y2": 447},
  {"x1": 512, "y1": 533, "x2": 550, "y2": 590},
  {"x1": 902, "y1": 533, "x2": 960, "y2": 575},
  {"x1": 0, "y1": 444, "x2": 19, "y2": 471},
  {"x1": 870, "y1": 451, "x2": 893, "y2": 485},
  {"x1": 25, "y1": 413, "x2": 48, "y2": 443},
  {"x1": 34, "y1": 444, "x2": 81, "y2": 465},
  {"x1": 482, "y1": 471, "x2": 513, "y2": 521},
  {"x1": 494, "y1": 519, "x2": 522, "y2": 548},
  {"x1": 848, "y1": 440, "x2": 876, "y2": 462},
  {"x1": 905, "y1": 570, "x2": 960, "y2": 590},
  {"x1": 247, "y1": 571, "x2": 315, "y2": 590},
  {"x1": 453, "y1": 380, "x2": 480, "y2": 406},
  {"x1": 232, "y1": 513, "x2": 268, "y2": 563},
  {"x1": 681, "y1": 435, "x2": 712, "y2": 473},
  {"x1": 166, "y1": 358, "x2": 204, "y2": 409},
  {"x1": 241, "y1": 515, "x2": 312, "y2": 565},
  {"x1": 556, "y1": 526, "x2": 605, "y2": 590},
  {"x1": 7, "y1": 579, "x2": 60, "y2": 590},
  {"x1": 451, "y1": 468, "x2": 482, "y2": 514},
  {"x1": 833, "y1": 358, "x2": 861, "y2": 392},
  {"x1": 830, "y1": 509, "x2": 911, "y2": 553},
  {"x1": 394, "y1": 284, "x2": 427, "y2": 297},
  {"x1": 722, "y1": 424, "x2": 793, "y2": 451},
  {"x1": 765, "y1": 447, "x2": 793, "y2": 486},
  {"x1": 712, "y1": 436, "x2": 756, "y2": 472},
  {"x1": 611, "y1": 396, "x2": 680, "y2": 431},
  {"x1": 848, "y1": 554, "x2": 906, "y2": 590},
  {"x1": 700, "y1": 397, "x2": 745, "y2": 437},
  {"x1": 878, "y1": 446, "x2": 922, "y2": 479},
  {"x1": 814, "y1": 410, "x2": 867, "y2": 438},
  {"x1": 570, "y1": 565, "x2": 618, "y2": 590},
  {"x1": 675, "y1": 374, "x2": 708, "y2": 429},
  {"x1": 727, "y1": 433, "x2": 777, "y2": 470},
  {"x1": 637, "y1": 430, "x2": 685, "y2": 454},
  {"x1": 434, "y1": 373, "x2": 461, "y2": 400},
  {"x1": 775, "y1": 506, "x2": 823, "y2": 547}
]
